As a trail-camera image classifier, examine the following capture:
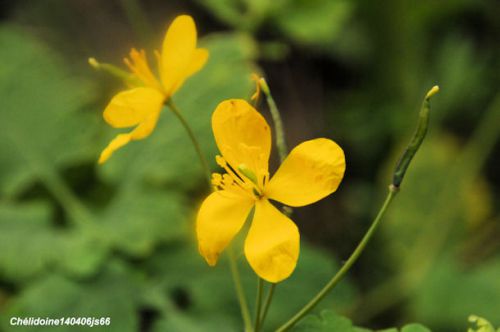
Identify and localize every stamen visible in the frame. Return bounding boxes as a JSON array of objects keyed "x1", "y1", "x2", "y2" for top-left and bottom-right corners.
[
  {"x1": 123, "y1": 48, "x2": 162, "y2": 91},
  {"x1": 215, "y1": 155, "x2": 246, "y2": 187}
]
